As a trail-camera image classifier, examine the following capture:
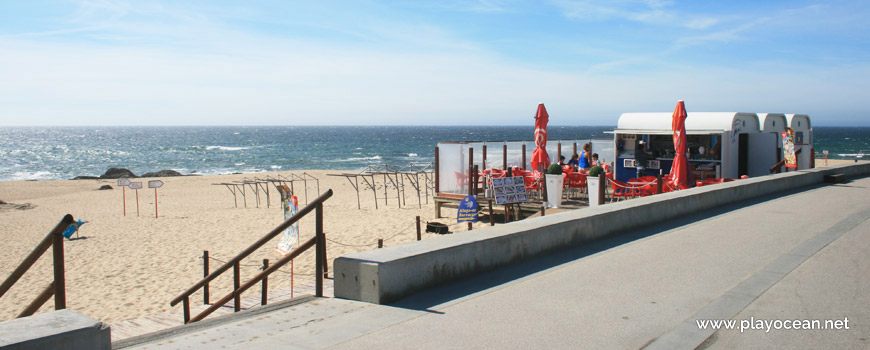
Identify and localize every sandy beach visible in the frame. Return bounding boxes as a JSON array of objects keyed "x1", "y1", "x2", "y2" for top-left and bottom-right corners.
[
  {"x1": 0, "y1": 169, "x2": 494, "y2": 324},
  {"x1": 0, "y1": 159, "x2": 858, "y2": 324}
]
